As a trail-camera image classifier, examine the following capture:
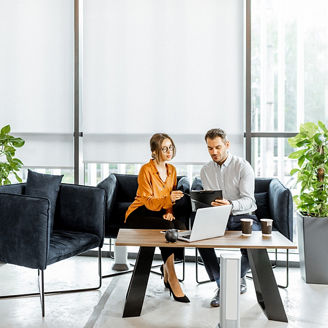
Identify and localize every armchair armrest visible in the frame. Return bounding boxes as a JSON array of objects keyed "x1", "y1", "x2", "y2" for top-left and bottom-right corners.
[
  {"x1": 97, "y1": 174, "x2": 118, "y2": 216},
  {"x1": 54, "y1": 184, "x2": 106, "y2": 246},
  {"x1": 268, "y1": 179, "x2": 293, "y2": 241},
  {"x1": 191, "y1": 177, "x2": 203, "y2": 191},
  {"x1": 0, "y1": 193, "x2": 50, "y2": 270},
  {"x1": 176, "y1": 177, "x2": 192, "y2": 229},
  {"x1": 0, "y1": 183, "x2": 25, "y2": 195}
]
